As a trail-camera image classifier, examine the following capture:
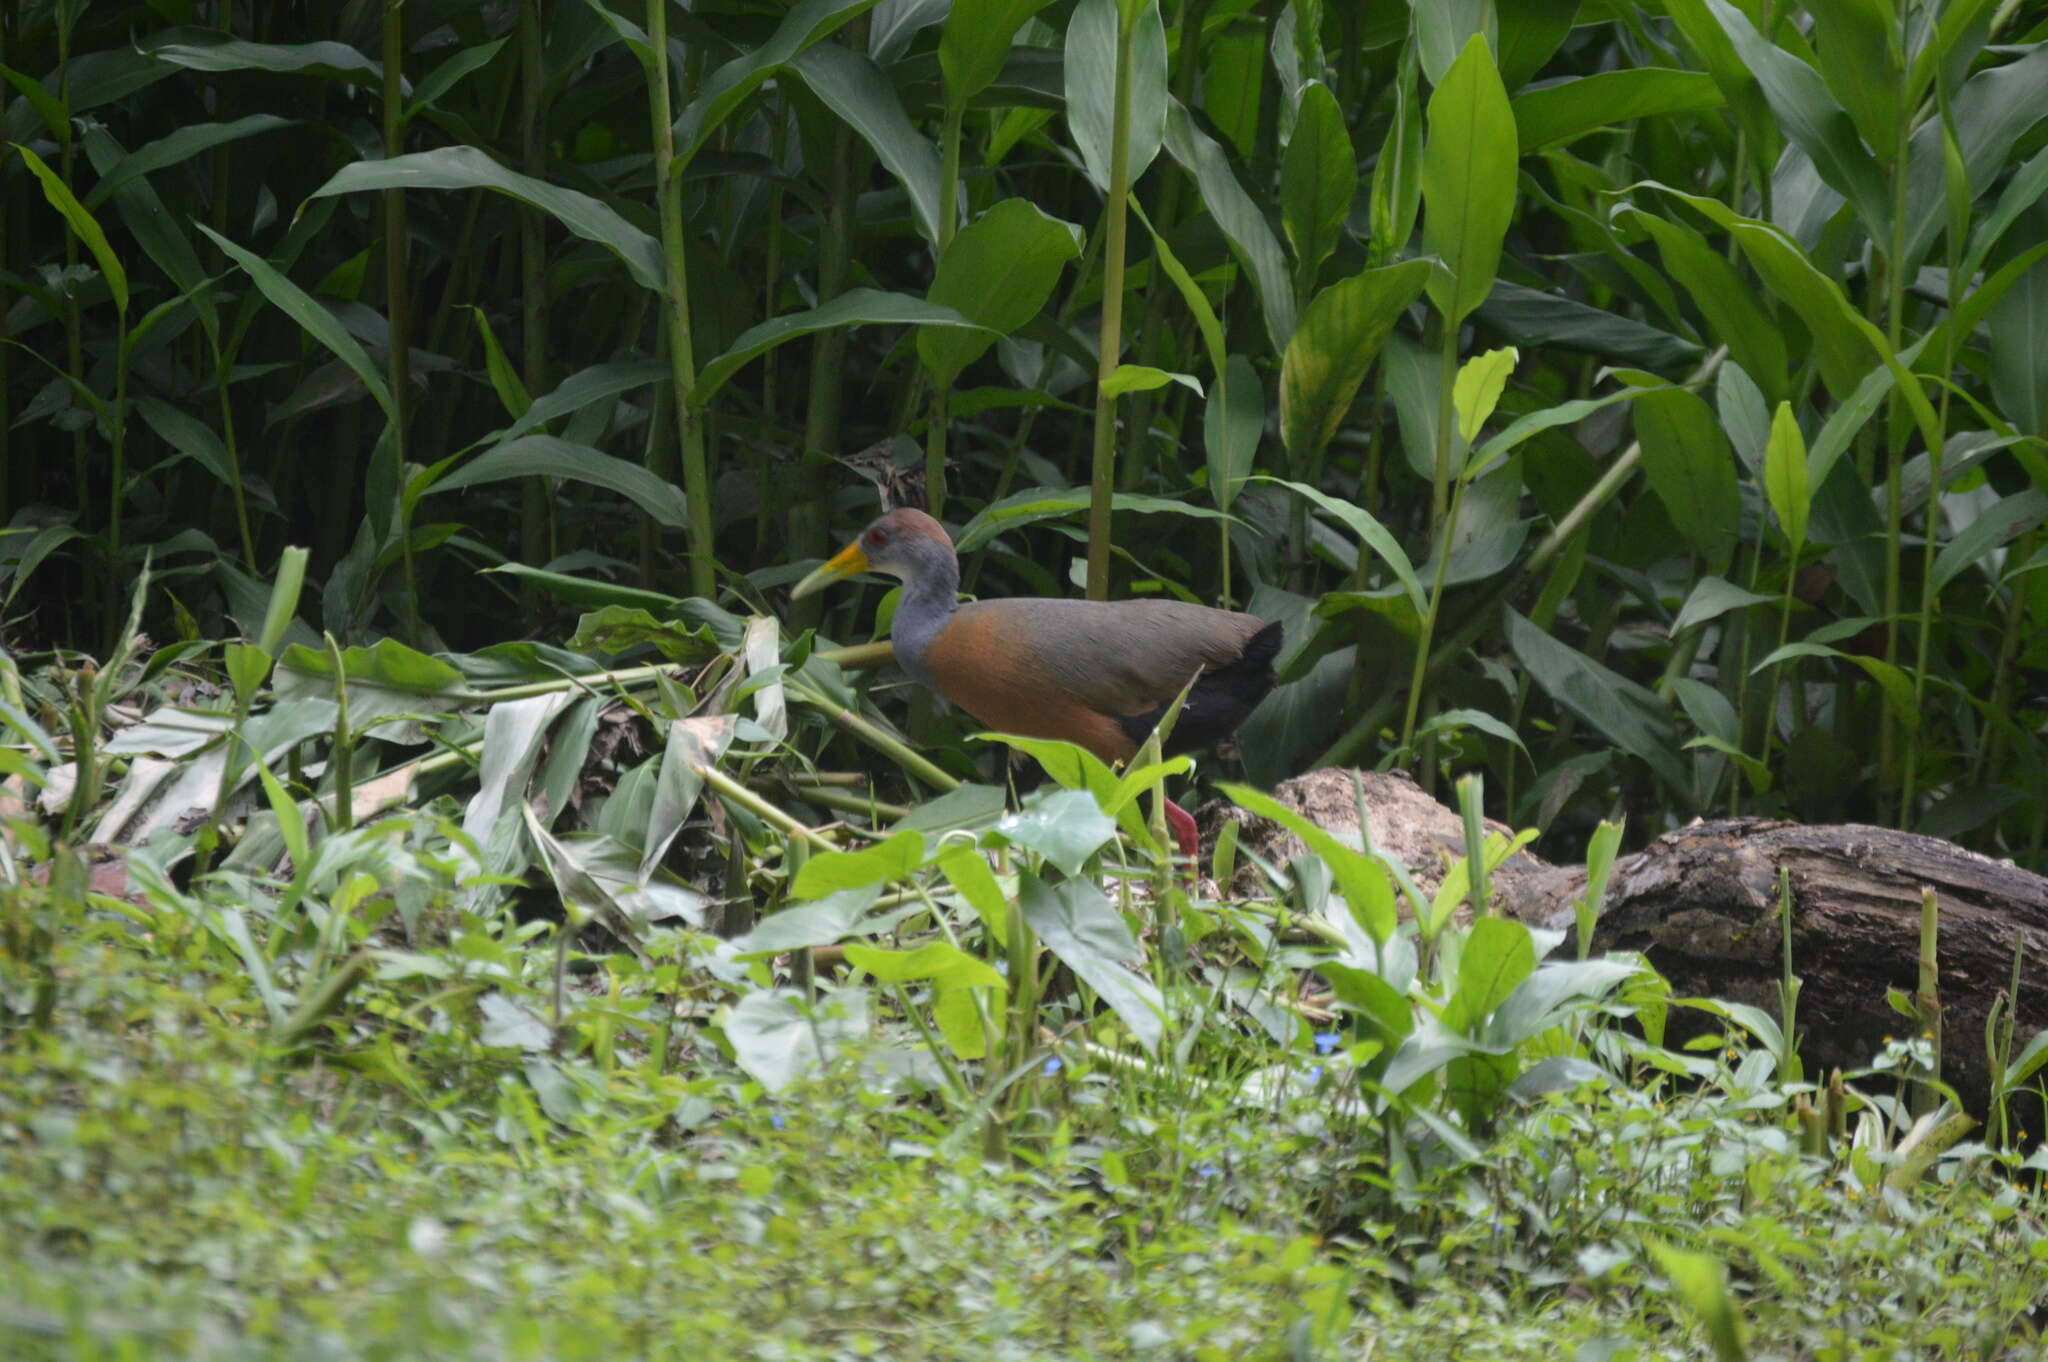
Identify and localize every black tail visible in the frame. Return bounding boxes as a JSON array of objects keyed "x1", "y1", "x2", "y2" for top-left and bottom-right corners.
[{"x1": 1118, "y1": 619, "x2": 1283, "y2": 756}]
